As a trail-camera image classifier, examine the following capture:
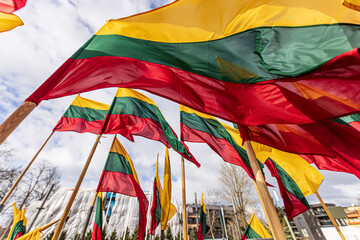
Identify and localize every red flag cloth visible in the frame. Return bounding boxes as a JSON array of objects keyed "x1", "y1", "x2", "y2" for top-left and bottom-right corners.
[{"x1": 0, "y1": 0, "x2": 26, "y2": 13}]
